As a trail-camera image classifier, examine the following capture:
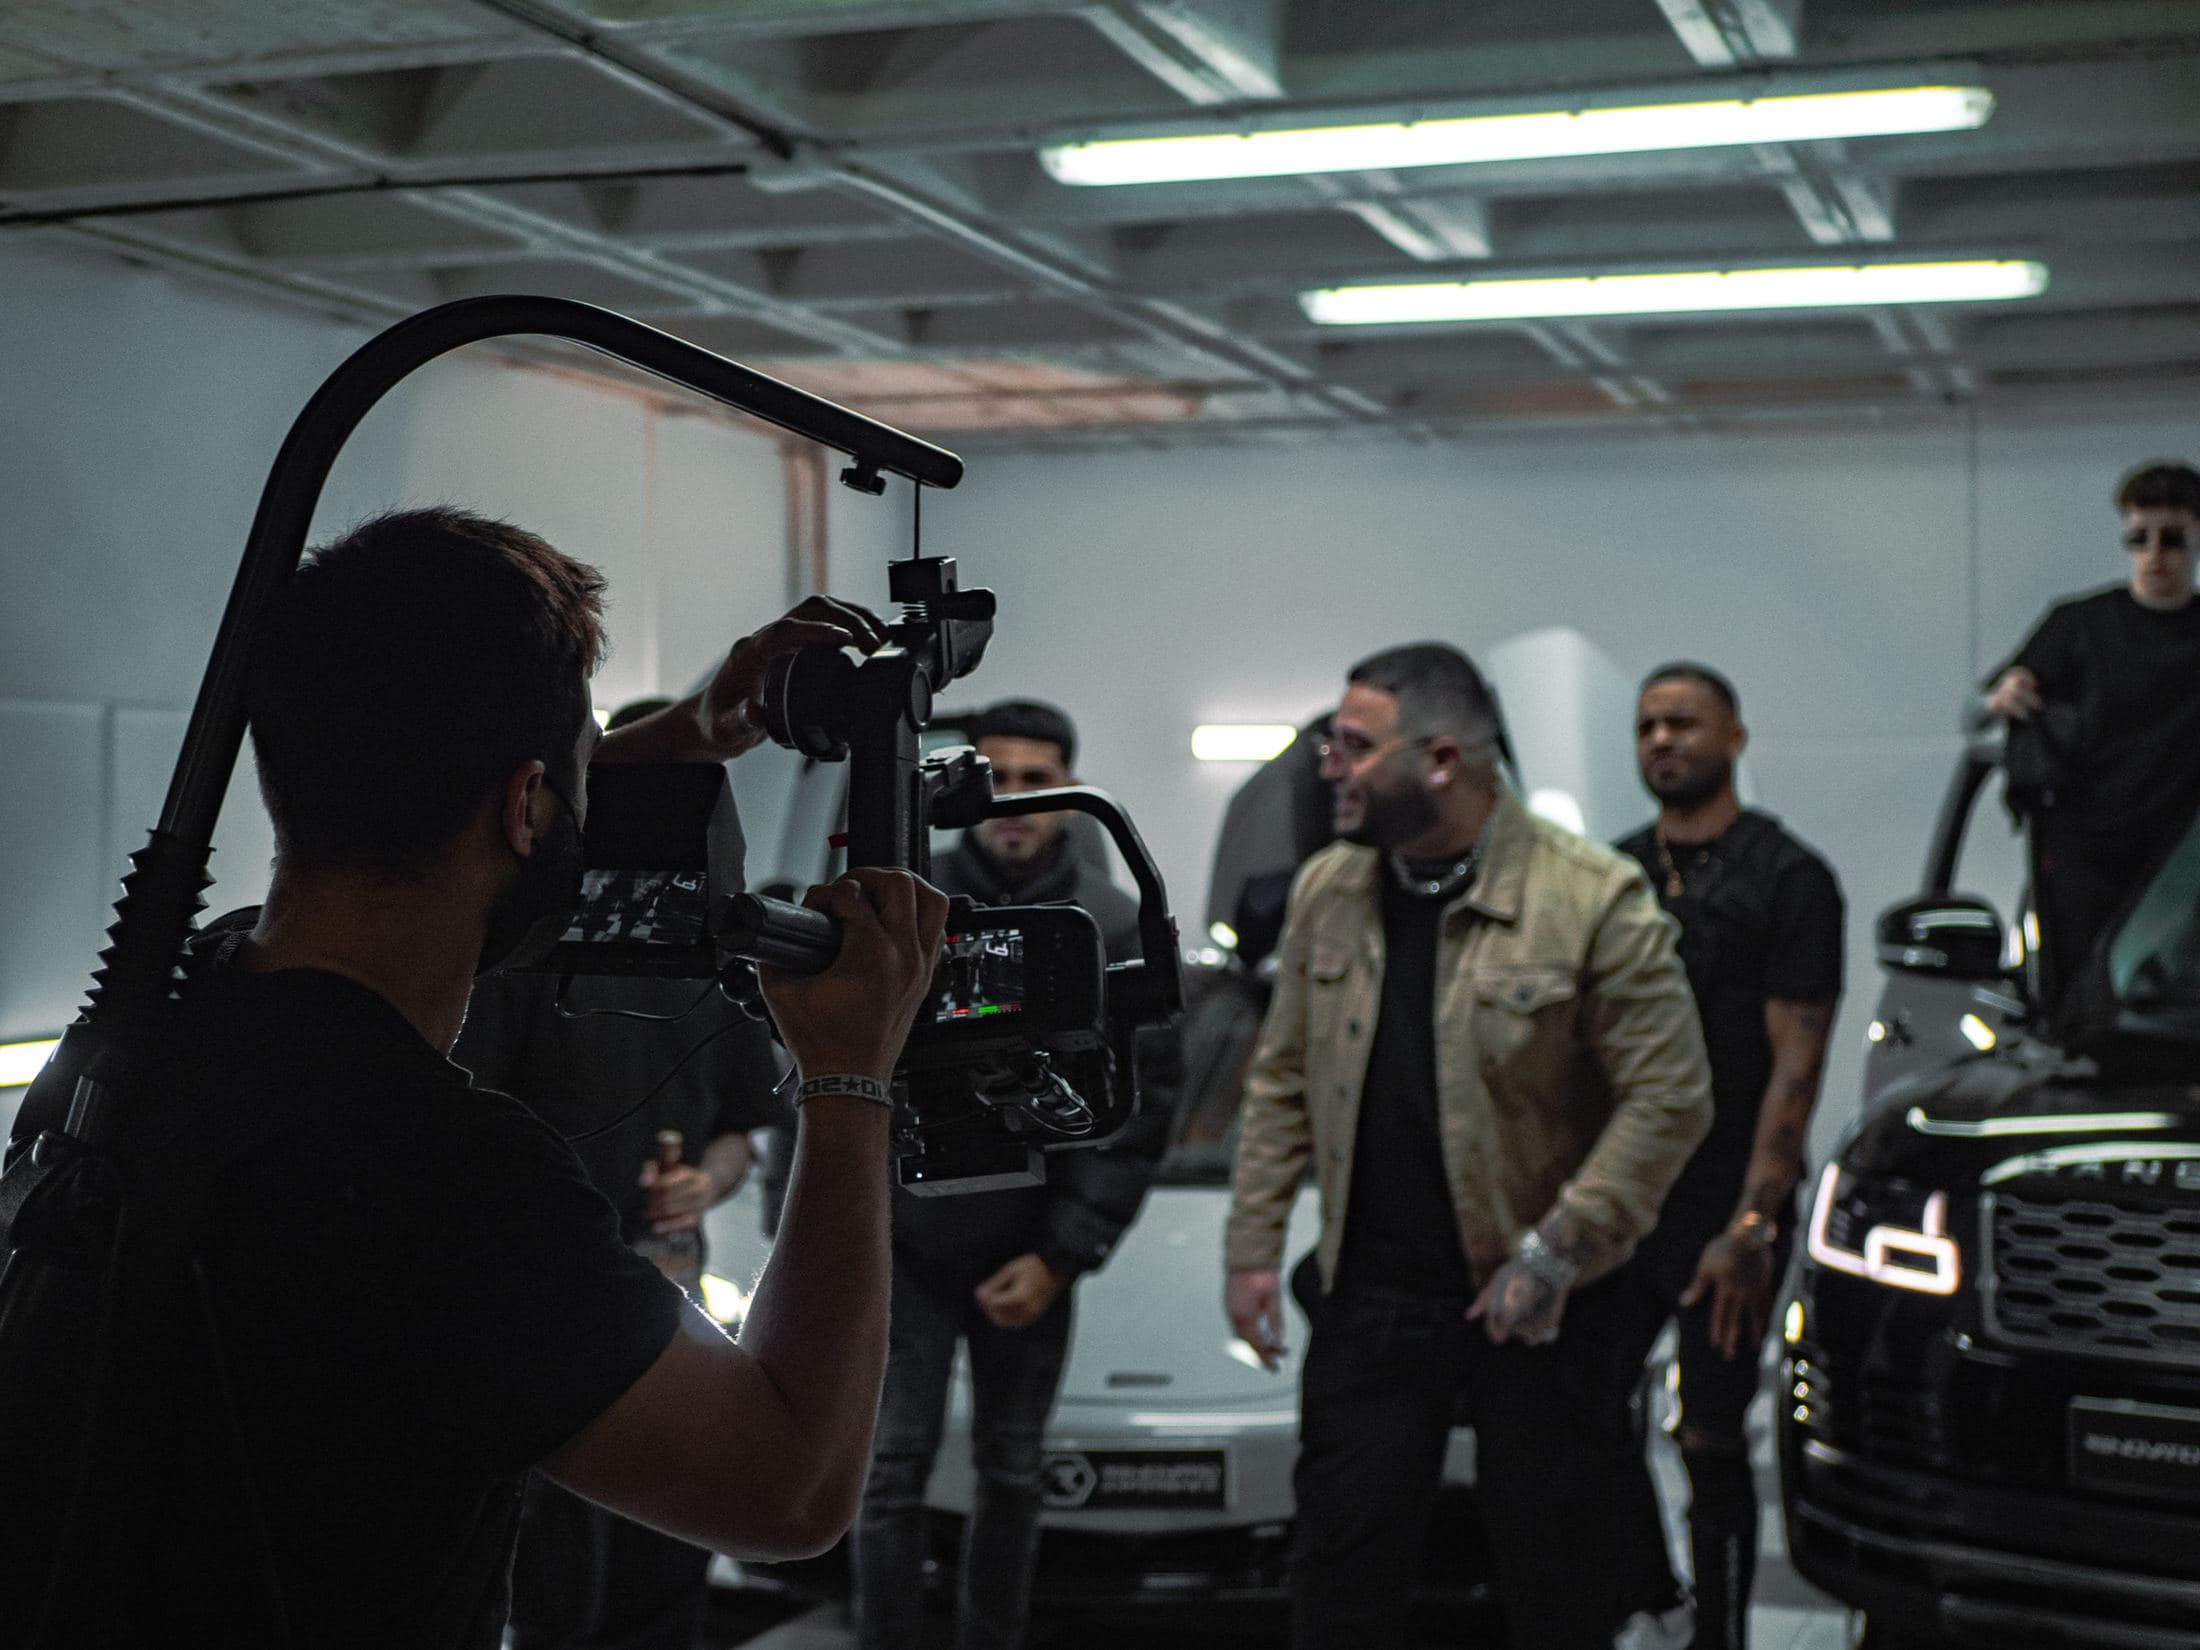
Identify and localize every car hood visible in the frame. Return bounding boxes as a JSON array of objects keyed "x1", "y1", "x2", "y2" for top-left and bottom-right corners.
[
  {"x1": 1842, "y1": 1052, "x2": 2200, "y2": 1190},
  {"x1": 1055, "y1": 1183, "x2": 1319, "y2": 1406}
]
